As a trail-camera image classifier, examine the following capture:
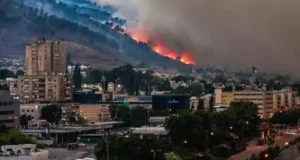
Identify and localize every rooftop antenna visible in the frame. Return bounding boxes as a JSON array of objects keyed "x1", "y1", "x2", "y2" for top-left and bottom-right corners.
[{"x1": 251, "y1": 67, "x2": 257, "y2": 88}]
